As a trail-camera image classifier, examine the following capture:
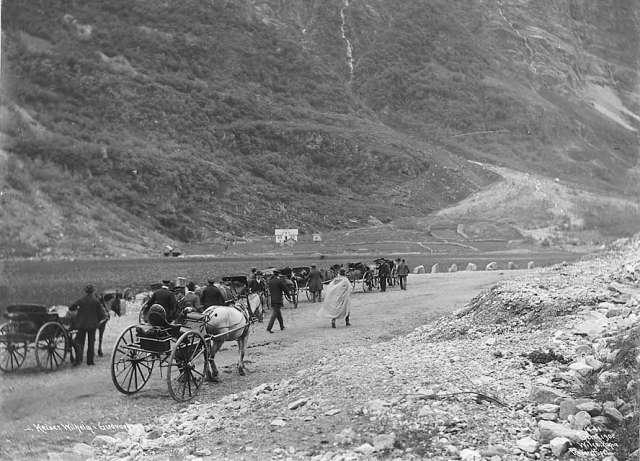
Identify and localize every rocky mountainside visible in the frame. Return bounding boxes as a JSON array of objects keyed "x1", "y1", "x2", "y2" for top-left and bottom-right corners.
[{"x1": 1, "y1": 0, "x2": 638, "y2": 257}]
